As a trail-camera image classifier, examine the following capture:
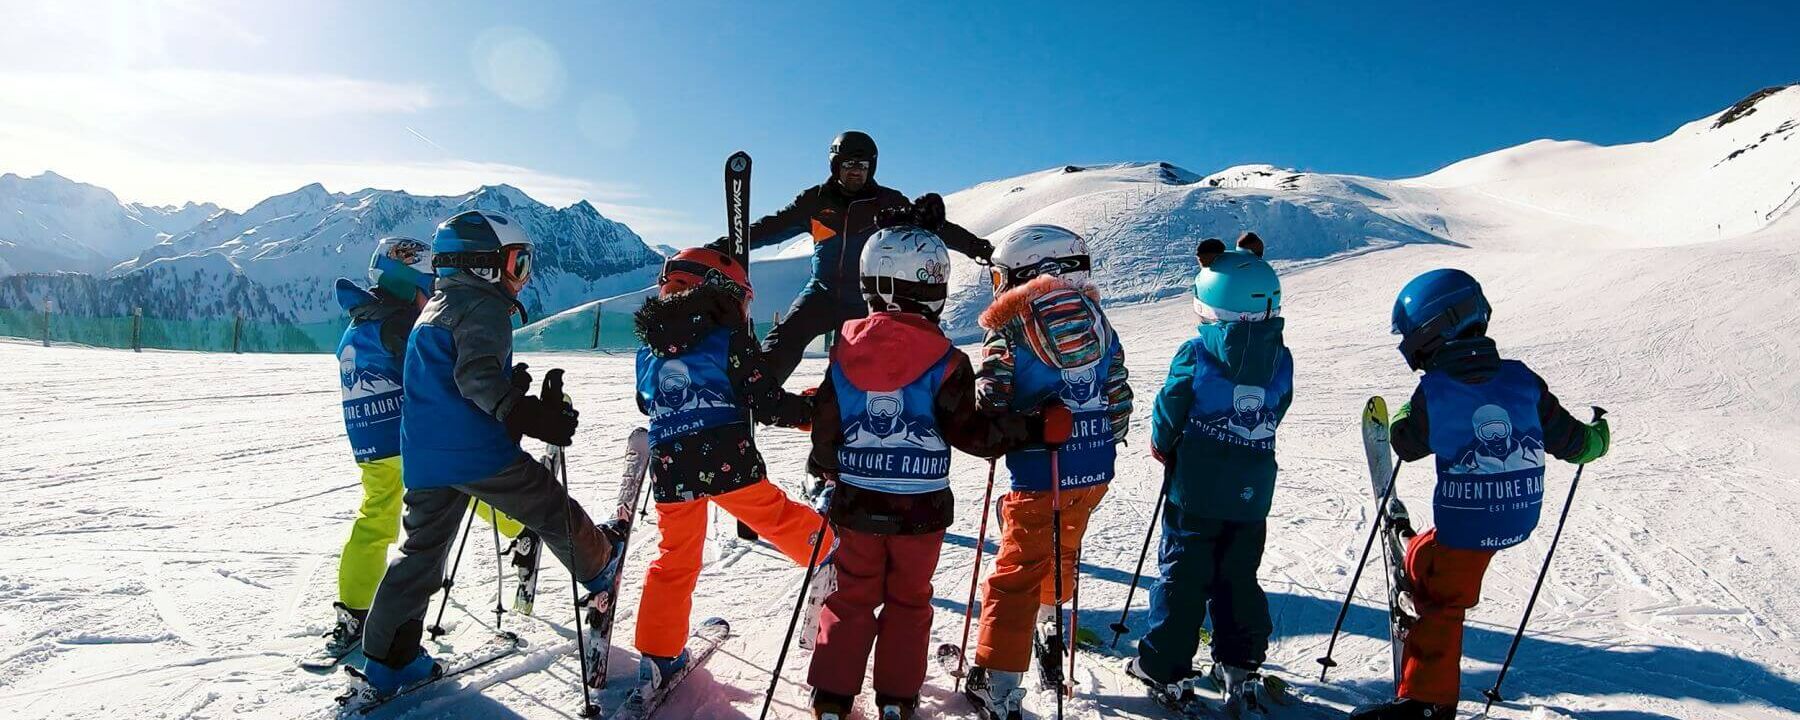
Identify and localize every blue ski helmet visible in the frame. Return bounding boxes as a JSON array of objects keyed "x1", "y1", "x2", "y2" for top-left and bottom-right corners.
[
  {"x1": 431, "y1": 210, "x2": 533, "y2": 283},
  {"x1": 368, "y1": 236, "x2": 434, "y2": 300},
  {"x1": 1191, "y1": 233, "x2": 1280, "y2": 322},
  {"x1": 1391, "y1": 268, "x2": 1491, "y2": 370}
]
